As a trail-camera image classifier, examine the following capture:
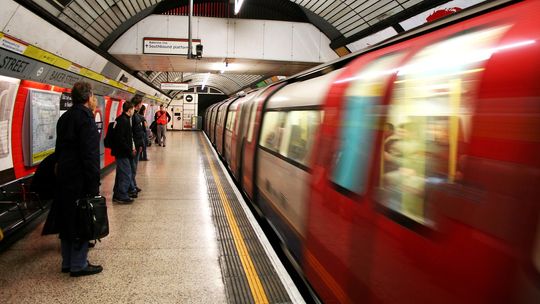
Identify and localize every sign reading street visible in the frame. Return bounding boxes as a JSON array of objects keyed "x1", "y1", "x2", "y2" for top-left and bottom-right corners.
[{"x1": 143, "y1": 38, "x2": 201, "y2": 55}]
